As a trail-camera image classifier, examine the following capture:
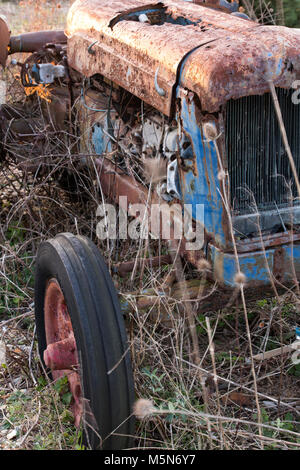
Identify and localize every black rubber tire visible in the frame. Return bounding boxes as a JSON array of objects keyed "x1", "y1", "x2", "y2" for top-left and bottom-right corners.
[{"x1": 34, "y1": 232, "x2": 135, "y2": 450}]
